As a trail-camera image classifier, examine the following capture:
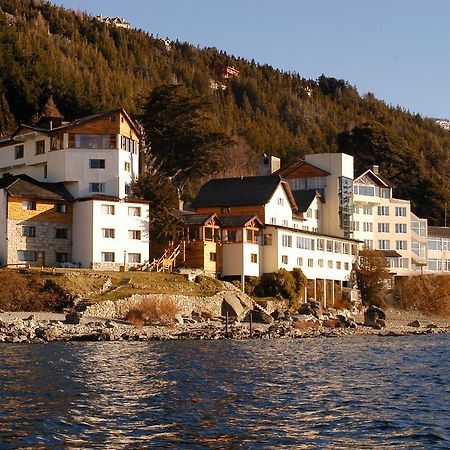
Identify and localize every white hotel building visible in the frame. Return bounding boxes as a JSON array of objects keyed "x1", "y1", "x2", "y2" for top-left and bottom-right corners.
[{"x1": 0, "y1": 107, "x2": 149, "y2": 269}]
